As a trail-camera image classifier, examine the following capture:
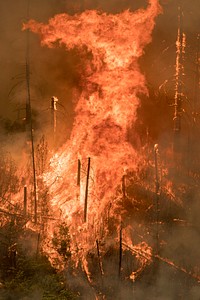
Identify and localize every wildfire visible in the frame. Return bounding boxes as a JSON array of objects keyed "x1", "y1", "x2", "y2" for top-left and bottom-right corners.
[{"x1": 23, "y1": 0, "x2": 161, "y2": 278}]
